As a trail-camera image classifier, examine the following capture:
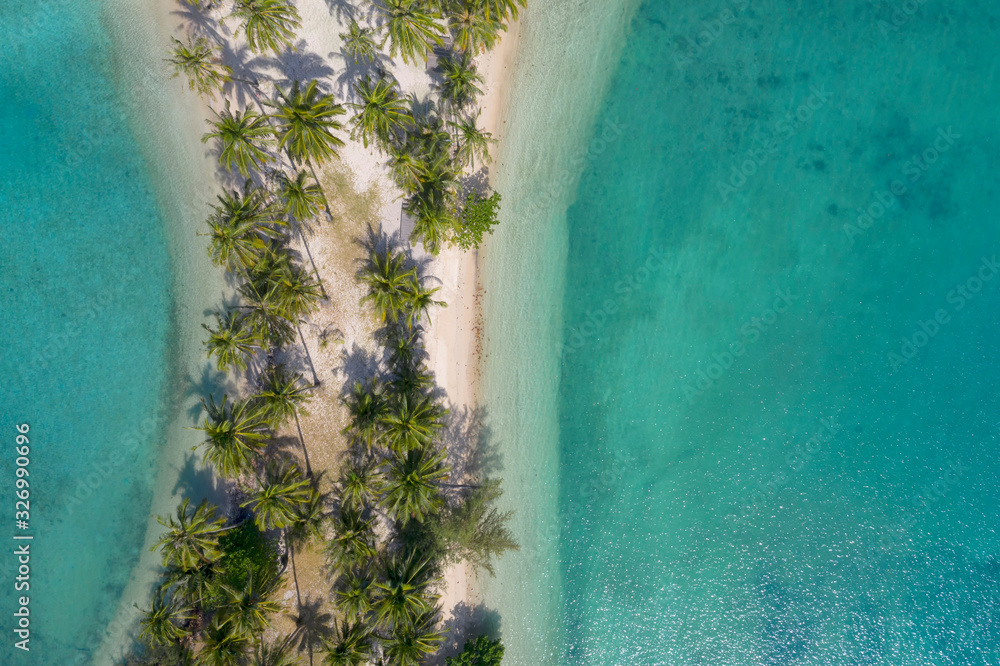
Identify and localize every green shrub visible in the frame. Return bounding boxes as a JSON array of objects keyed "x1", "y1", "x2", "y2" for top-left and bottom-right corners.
[
  {"x1": 217, "y1": 521, "x2": 280, "y2": 589},
  {"x1": 452, "y1": 191, "x2": 502, "y2": 250},
  {"x1": 446, "y1": 635, "x2": 505, "y2": 666}
]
